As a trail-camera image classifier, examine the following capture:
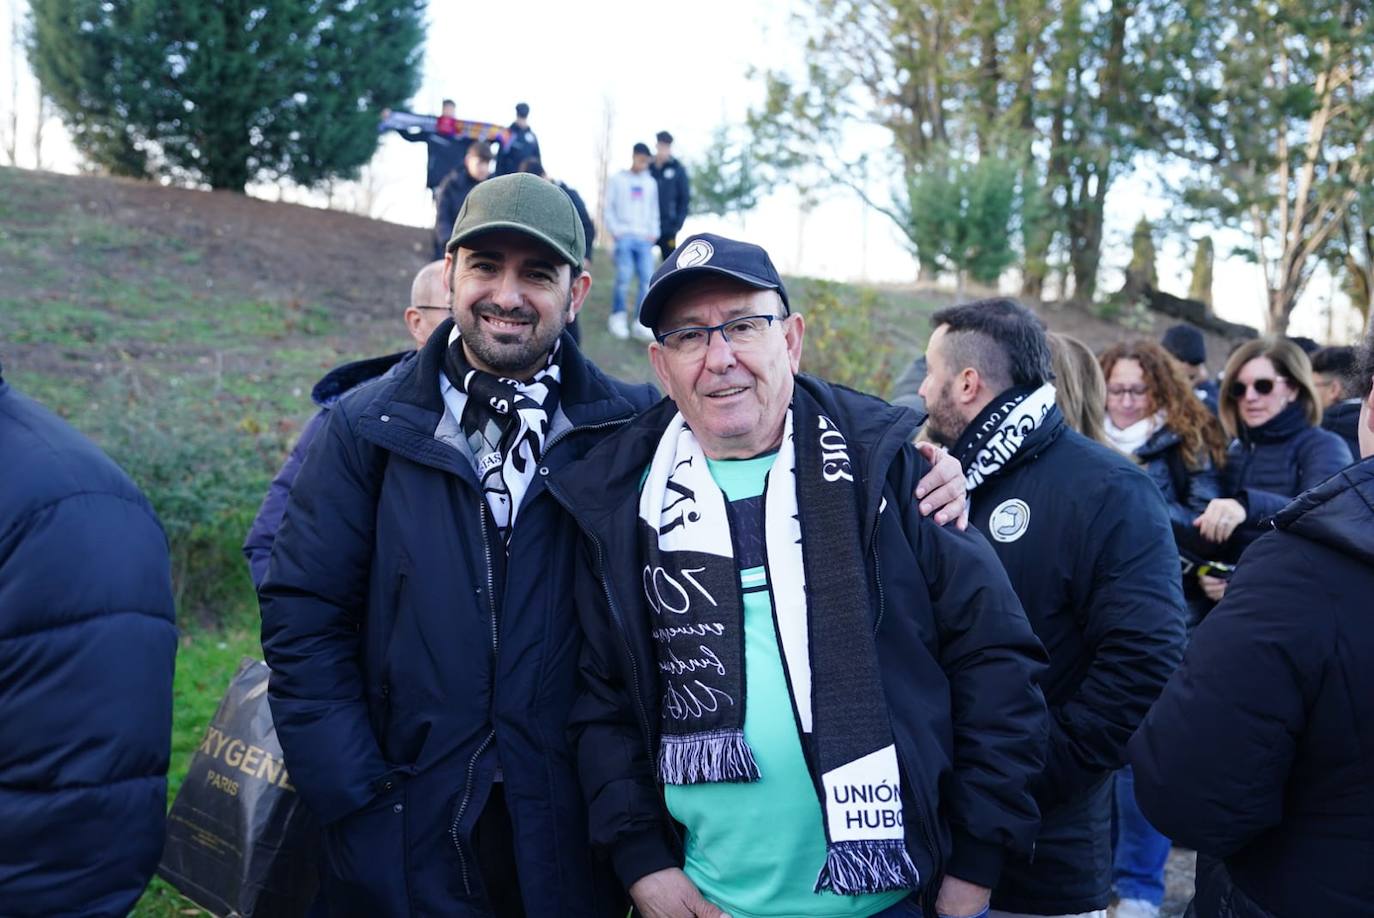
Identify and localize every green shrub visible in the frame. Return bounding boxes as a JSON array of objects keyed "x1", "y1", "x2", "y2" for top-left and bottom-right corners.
[{"x1": 793, "y1": 279, "x2": 899, "y2": 396}]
